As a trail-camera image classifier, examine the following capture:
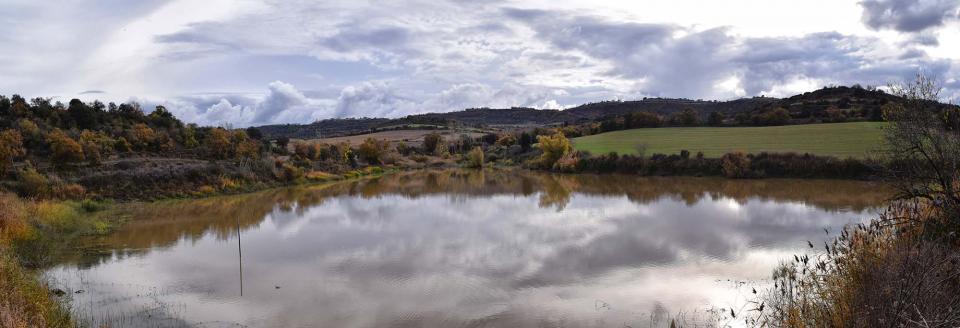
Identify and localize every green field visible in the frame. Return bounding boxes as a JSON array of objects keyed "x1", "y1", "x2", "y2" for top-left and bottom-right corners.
[{"x1": 572, "y1": 122, "x2": 886, "y2": 158}]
